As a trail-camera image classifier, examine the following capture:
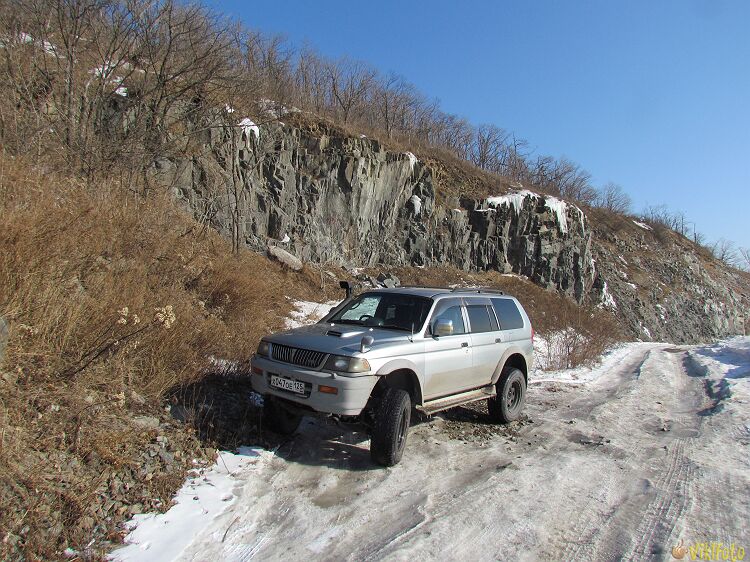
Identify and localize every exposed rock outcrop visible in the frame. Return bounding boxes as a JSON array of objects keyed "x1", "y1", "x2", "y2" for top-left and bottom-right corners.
[{"x1": 156, "y1": 121, "x2": 749, "y2": 343}]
